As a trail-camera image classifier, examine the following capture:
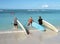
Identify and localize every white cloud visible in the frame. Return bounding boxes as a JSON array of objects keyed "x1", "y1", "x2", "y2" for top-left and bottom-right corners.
[{"x1": 42, "y1": 4, "x2": 48, "y2": 8}]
